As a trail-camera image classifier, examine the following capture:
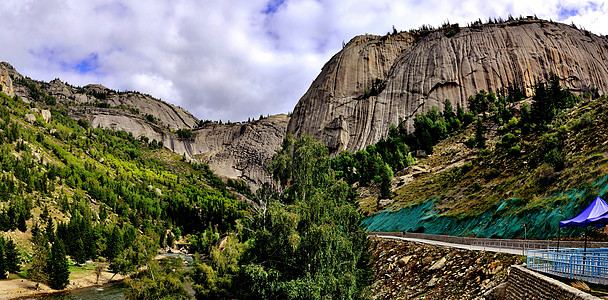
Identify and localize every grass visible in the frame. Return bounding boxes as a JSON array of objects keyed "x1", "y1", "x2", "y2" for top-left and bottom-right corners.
[{"x1": 363, "y1": 95, "x2": 608, "y2": 221}]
